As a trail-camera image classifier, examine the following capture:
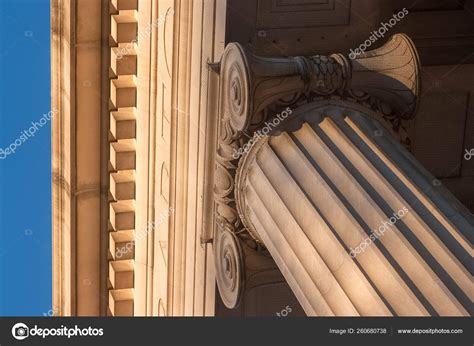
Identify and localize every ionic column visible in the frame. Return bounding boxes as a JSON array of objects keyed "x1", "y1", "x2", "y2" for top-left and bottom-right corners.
[
  {"x1": 235, "y1": 101, "x2": 472, "y2": 316},
  {"x1": 212, "y1": 34, "x2": 473, "y2": 316}
]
